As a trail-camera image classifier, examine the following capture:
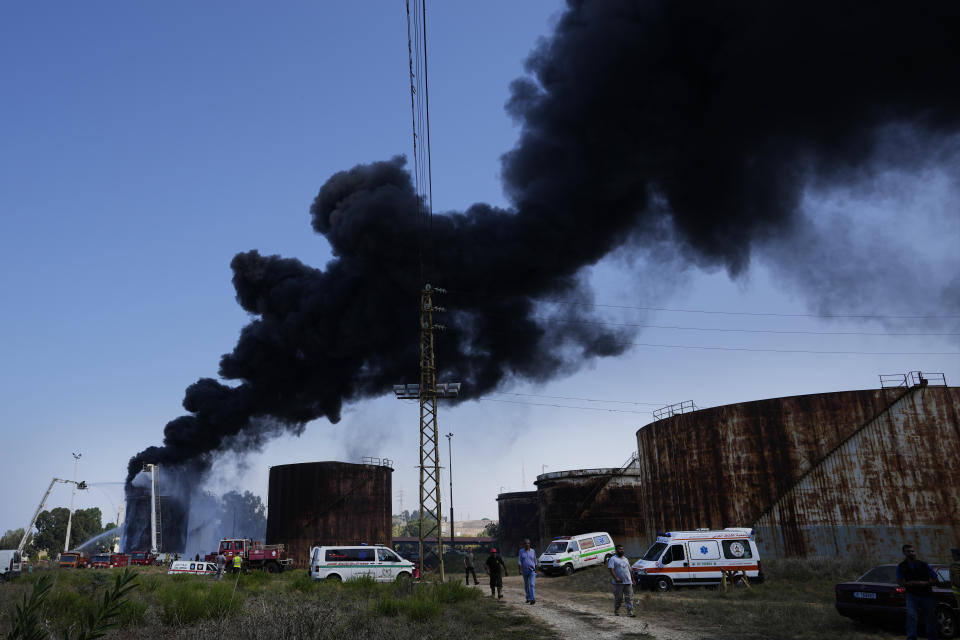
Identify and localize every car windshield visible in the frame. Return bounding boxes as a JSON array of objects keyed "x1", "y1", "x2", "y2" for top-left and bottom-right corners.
[
  {"x1": 858, "y1": 566, "x2": 897, "y2": 583},
  {"x1": 545, "y1": 541, "x2": 568, "y2": 554},
  {"x1": 61, "y1": 554, "x2": 77, "y2": 561},
  {"x1": 642, "y1": 542, "x2": 667, "y2": 561},
  {"x1": 93, "y1": 555, "x2": 110, "y2": 562},
  {"x1": 132, "y1": 553, "x2": 145, "y2": 559}
]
